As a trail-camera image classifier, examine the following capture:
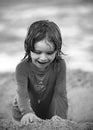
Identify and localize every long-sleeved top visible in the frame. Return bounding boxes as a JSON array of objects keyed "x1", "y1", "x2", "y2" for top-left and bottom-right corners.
[{"x1": 15, "y1": 58, "x2": 68, "y2": 119}]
